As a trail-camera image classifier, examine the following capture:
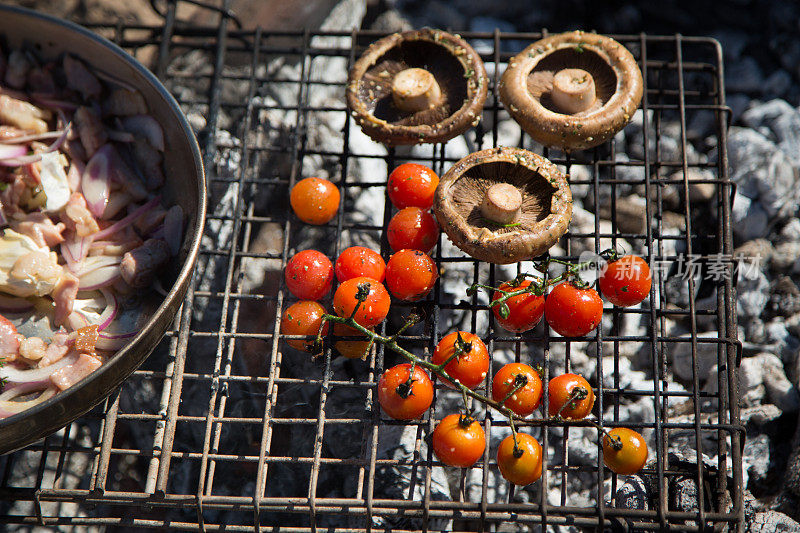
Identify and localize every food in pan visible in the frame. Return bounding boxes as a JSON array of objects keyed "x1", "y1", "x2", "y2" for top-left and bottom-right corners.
[{"x1": 0, "y1": 46, "x2": 183, "y2": 418}]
